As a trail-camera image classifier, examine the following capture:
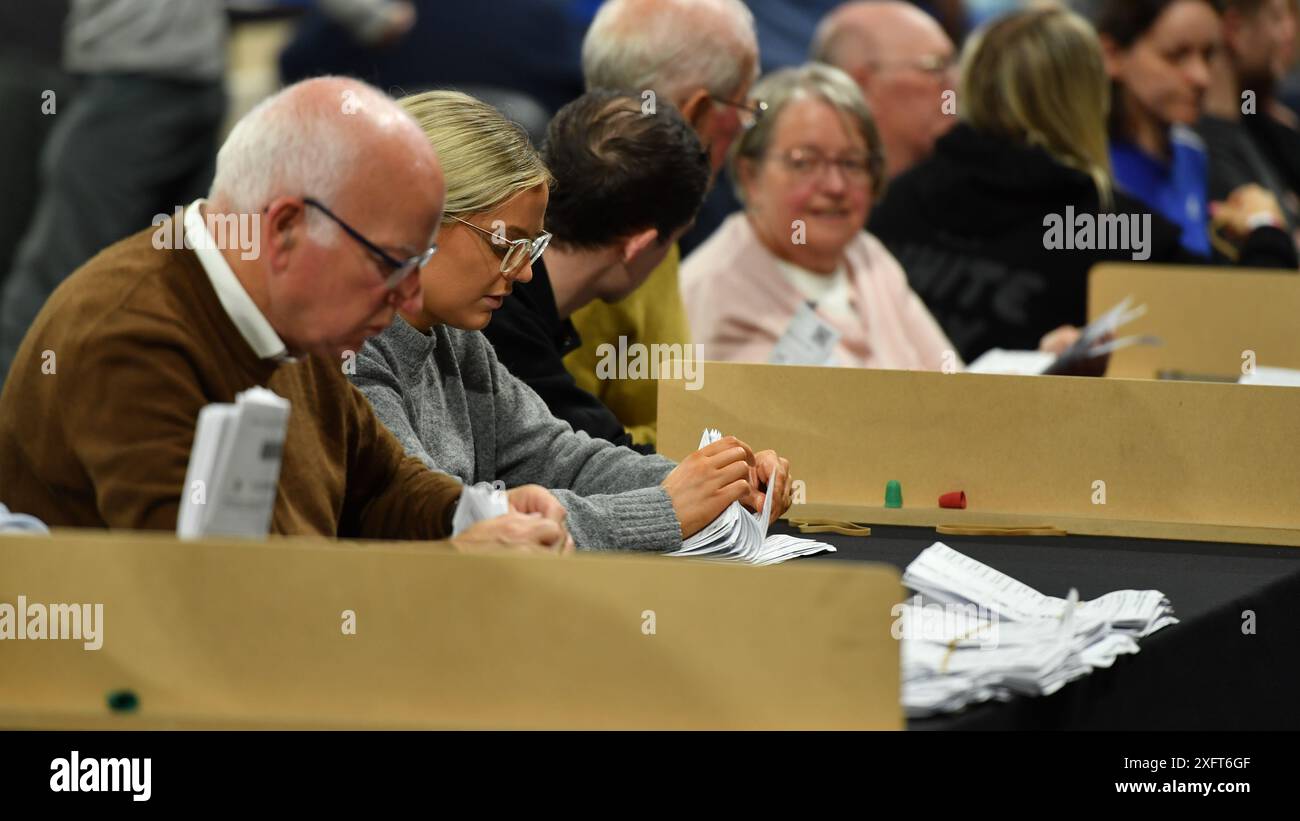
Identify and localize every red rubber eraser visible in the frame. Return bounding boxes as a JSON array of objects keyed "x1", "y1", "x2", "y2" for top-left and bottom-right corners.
[{"x1": 939, "y1": 491, "x2": 967, "y2": 510}]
